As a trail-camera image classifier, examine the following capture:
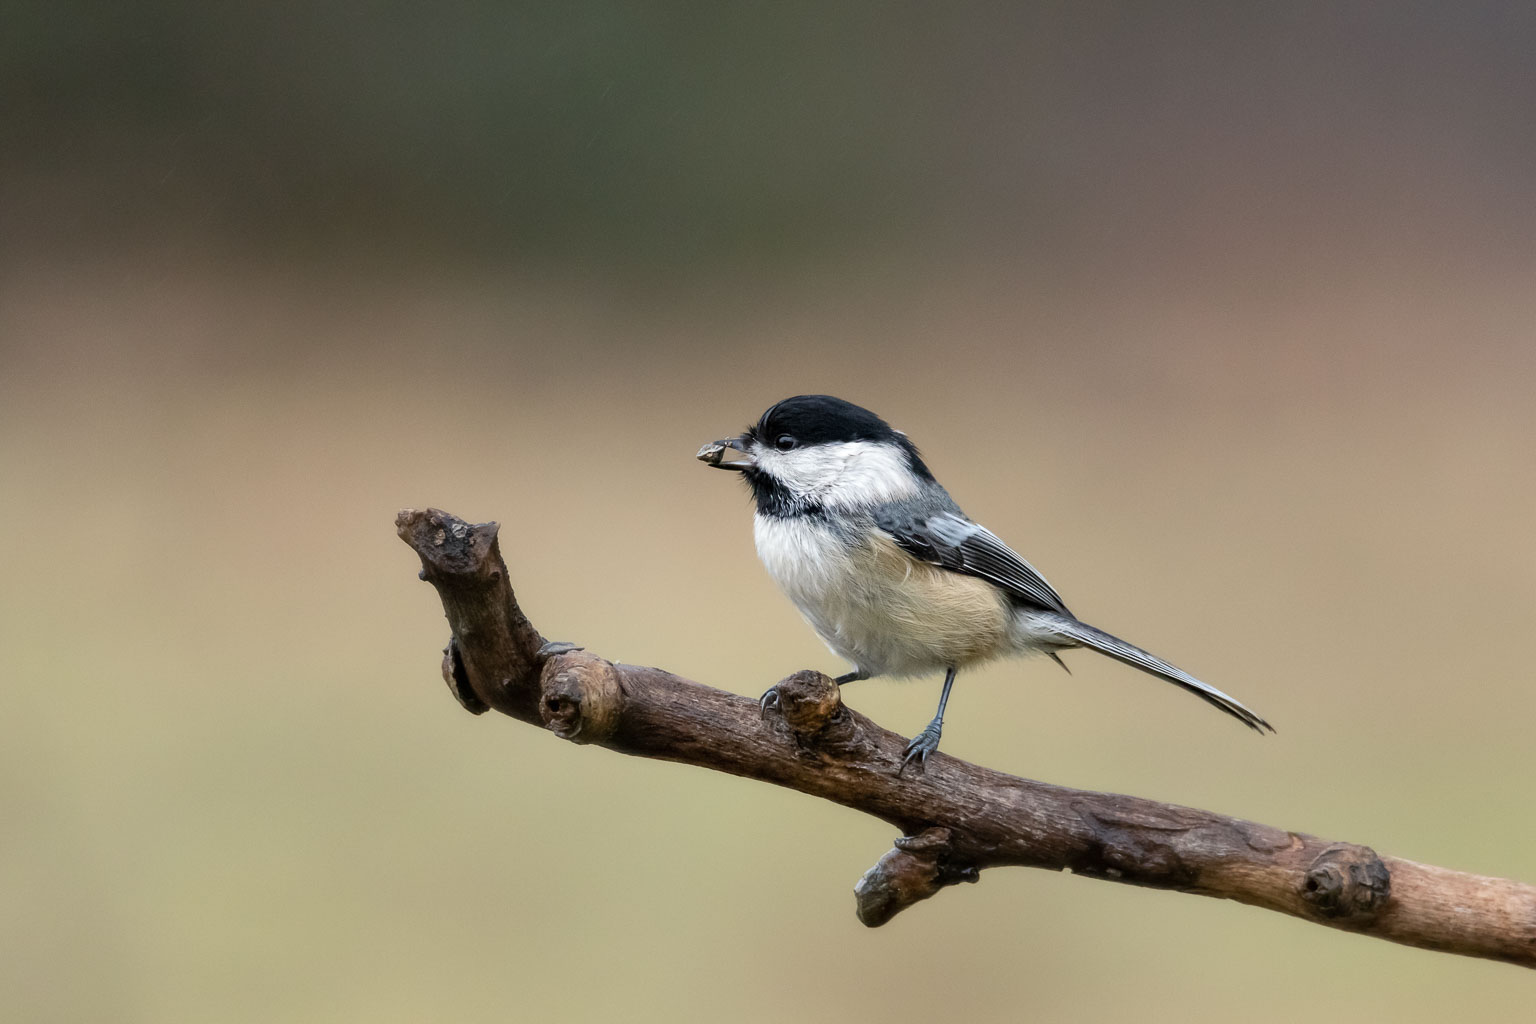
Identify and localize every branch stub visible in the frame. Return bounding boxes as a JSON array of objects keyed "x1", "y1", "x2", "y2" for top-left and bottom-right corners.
[{"x1": 854, "y1": 827, "x2": 977, "y2": 928}]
